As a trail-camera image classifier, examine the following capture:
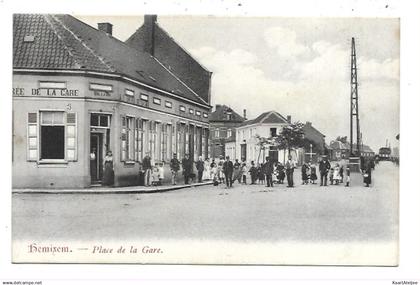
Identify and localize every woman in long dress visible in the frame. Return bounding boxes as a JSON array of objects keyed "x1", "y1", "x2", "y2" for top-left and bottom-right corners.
[{"x1": 102, "y1": 150, "x2": 114, "y2": 186}]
